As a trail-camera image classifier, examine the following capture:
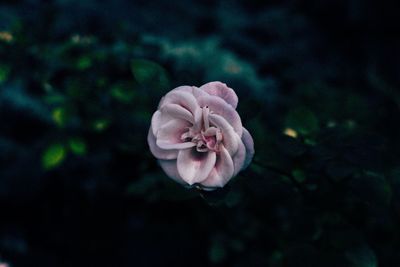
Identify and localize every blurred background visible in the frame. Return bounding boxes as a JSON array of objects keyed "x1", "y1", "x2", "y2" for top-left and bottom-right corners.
[{"x1": 0, "y1": 0, "x2": 400, "y2": 266}]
